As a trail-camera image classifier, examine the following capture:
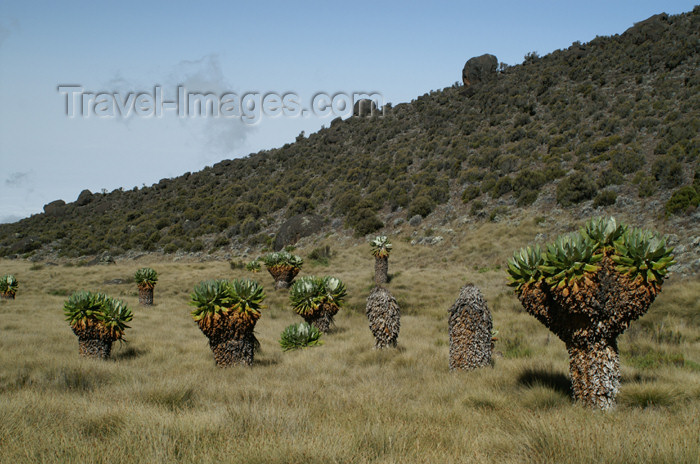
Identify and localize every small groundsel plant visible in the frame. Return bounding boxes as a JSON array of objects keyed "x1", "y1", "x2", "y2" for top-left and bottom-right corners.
[
  {"x1": 246, "y1": 259, "x2": 261, "y2": 273},
  {"x1": 0, "y1": 274, "x2": 19, "y2": 299},
  {"x1": 289, "y1": 275, "x2": 347, "y2": 333},
  {"x1": 135, "y1": 267, "x2": 158, "y2": 305},
  {"x1": 134, "y1": 267, "x2": 158, "y2": 289},
  {"x1": 262, "y1": 251, "x2": 304, "y2": 289},
  {"x1": 63, "y1": 291, "x2": 133, "y2": 359},
  {"x1": 279, "y1": 322, "x2": 323, "y2": 351},
  {"x1": 506, "y1": 216, "x2": 675, "y2": 409}
]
